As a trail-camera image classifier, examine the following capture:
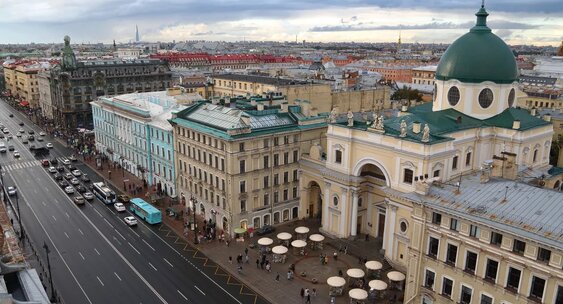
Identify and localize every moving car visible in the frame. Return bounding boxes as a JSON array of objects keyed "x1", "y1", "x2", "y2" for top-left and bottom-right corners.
[
  {"x1": 83, "y1": 192, "x2": 94, "y2": 200},
  {"x1": 21, "y1": 138, "x2": 28, "y2": 144},
  {"x1": 7, "y1": 186, "x2": 17, "y2": 196},
  {"x1": 64, "y1": 173, "x2": 73, "y2": 180},
  {"x1": 69, "y1": 155, "x2": 77, "y2": 162},
  {"x1": 80, "y1": 174, "x2": 90, "y2": 182},
  {"x1": 71, "y1": 170, "x2": 81, "y2": 177},
  {"x1": 117, "y1": 195, "x2": 130, "y2": 203},
  {"x1": 48, "y1": 166, "x2": 57, "y2": 173},
  {"x1": 6, "y1": 134, "x2": 12, "y2": 140},
  {"x1": 53, "y1": 173, "x2": 63, "y2": 180},
  {"x1": 8, "y1": 114, "x2": 13, "y2": 117},
  {"x1": 73, "y1": 196, "x2": 85, "y2": 205},
  {"x1": 37, "y1": 137, "x2": 43, "y2": 142},
  {"x1": 39, "y1": 131, "x2": 46, "y2": 136},
  {"x1": 58, "y1": 180, "x2": 69, "y2": 188},
  {"x1": 76, "y1": 185, "x2": 86, "y2": 193},
  {"x1": 0, "y1": 144, "x2": 6, "y2": 153},
  {"x1": 255, "y1": 225, "x2": 276, "y2": 236},
  {"x1": 41, "y1": 159, "x2": 50, "y2": 166},
  {"x1": 28, "y1": 130, "x2": 34, "y2": 135},
  {"x1": 18, "y1": 129, "x2": 24, "y2": 133},
  {"x1": 70, "y1": 178, "x2": 80, "y2": 185},
  {"x1": 13, "y1": 151, "x2": 20, "y2": 158},
  {"x1": 56, "y1": 165, "x2": 65, "y2": 172},
  {"x1": 114, "y1": 202, "x2": 126, "y2": 212},
  {"x1": 46, "y1": 143, "x2": 53, "y2": 148},
  {"x1": 28, "y1": 135, "x2": 34, "y2": 141},
  {"x1": 64, "y1": 186, "x2": 75, "y2": 194},
  {"x1": 2, "y1": 128, "x2": 9, "y2": 134},
  {"x1": 16, "y1": 132, "x2": 21, "y2": 138},
  {"x1": 29, "y1": 145, "x2": 36, "y2": 151},
  {"x1": 124, "y1": 216, "x2": 138, "y2": 226},
  {"x1": 50, "y1": 158, "x2": 58, "y2": 165},
  {"x1": 18, "y1": 122, "x2": 23, "y2": 126},
  {"x1": 68, "y1": 165, "x2": 77, "y2": 171},
  {"x1": 62, "y1": 159, "x2": 71, "y2": 165},
  {"x1": 8, "y1": 145, "x2": 14, "y2": 151}
]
